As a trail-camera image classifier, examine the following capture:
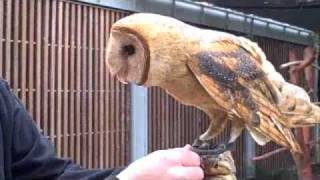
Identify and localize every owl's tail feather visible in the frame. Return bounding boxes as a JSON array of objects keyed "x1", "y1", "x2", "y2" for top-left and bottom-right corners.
[{"x1": 284, "y1": 101, "x2": 320, "y2": 128}]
